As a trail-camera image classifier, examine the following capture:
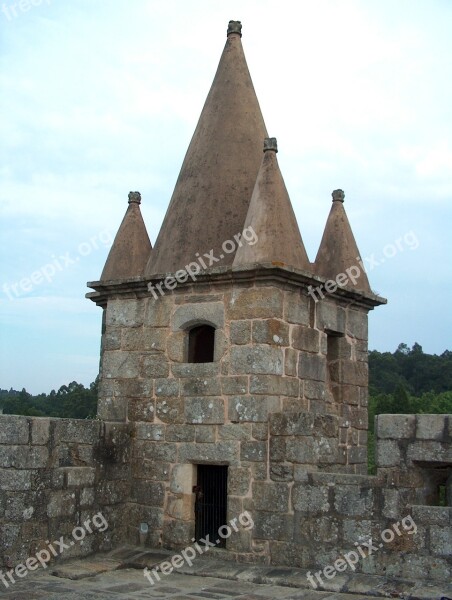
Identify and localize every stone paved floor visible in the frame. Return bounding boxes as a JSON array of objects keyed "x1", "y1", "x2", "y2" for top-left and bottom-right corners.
[{"x1": 0, "y1": 547, "x2": 450, "y2": 600}]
